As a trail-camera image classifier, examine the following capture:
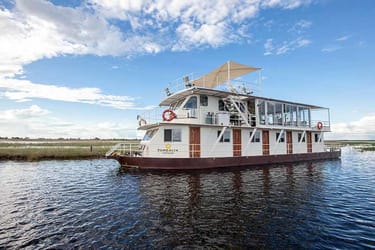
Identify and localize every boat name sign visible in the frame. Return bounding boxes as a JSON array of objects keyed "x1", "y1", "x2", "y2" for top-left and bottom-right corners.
[{"x1": 157, "y1": 144, "x2": 178, "y2": 154}]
